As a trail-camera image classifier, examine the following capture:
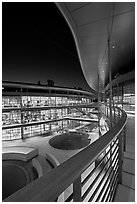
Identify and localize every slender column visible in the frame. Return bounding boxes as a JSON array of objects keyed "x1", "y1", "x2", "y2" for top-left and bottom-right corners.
[
  {"x1": 107, "y1": 103, "x2": 108, "y2": 117},
  {"x1": 117, "y1": 85, "x2": 119, "y2": 106},
  {"x1": 121, "y1": 85, "x2": 124, "y2": 110},
  {"x1": 108, "y1": 39, "x2": 112, "y2": 127},
  {"x1": 97, "y1": 73, "x2": 101, "y2": 137},
  {"x1": 123, "y1": 126, "x2": 126, "y2": 152},
  {"x1": 113, "y1": 101, "x2": 116, "y2": 124},
  {"x1": 20, "y1": 88, "x2": 24, "y2": 139},
  {"x1": 105, "y1": 94, "x2": 107, "y2": 116}
]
